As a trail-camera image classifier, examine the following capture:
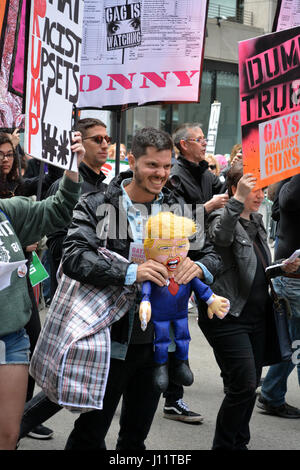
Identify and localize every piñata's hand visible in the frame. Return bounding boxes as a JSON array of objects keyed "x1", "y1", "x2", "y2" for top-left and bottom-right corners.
[
  {"x1": 207, "y1": 294, "x2": 230, "y2": 320},
  {"x1": 139, "y1": 300, "x2": 152, "y2": 331}
]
